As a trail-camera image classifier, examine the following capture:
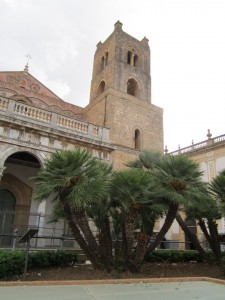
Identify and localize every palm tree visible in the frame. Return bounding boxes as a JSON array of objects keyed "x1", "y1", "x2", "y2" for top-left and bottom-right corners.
[
  {"x1": 33, "y1": 149, "x2": 112, "y2": 269},
  {"x1": 183, "y1": 185, "x2": 222, "y2": 264},
  {"x1": 206, "y1": 169, "x2": 225, "y2": 264},
  {"x1": 209, "y1": 169, "x2": 225, "y2": 206},
  {"x1": 110, "y1": 168, "x2": 165, "y2": 271},
  {"x1": 175, "y1": 212, "x2": 211, "y2": 263},
  {"x1": 128, "y1": 151, "x2": 205, "y2": 253},
  {"x1": 86, "y1": 197, "x2": 113, "y2": 269}
]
